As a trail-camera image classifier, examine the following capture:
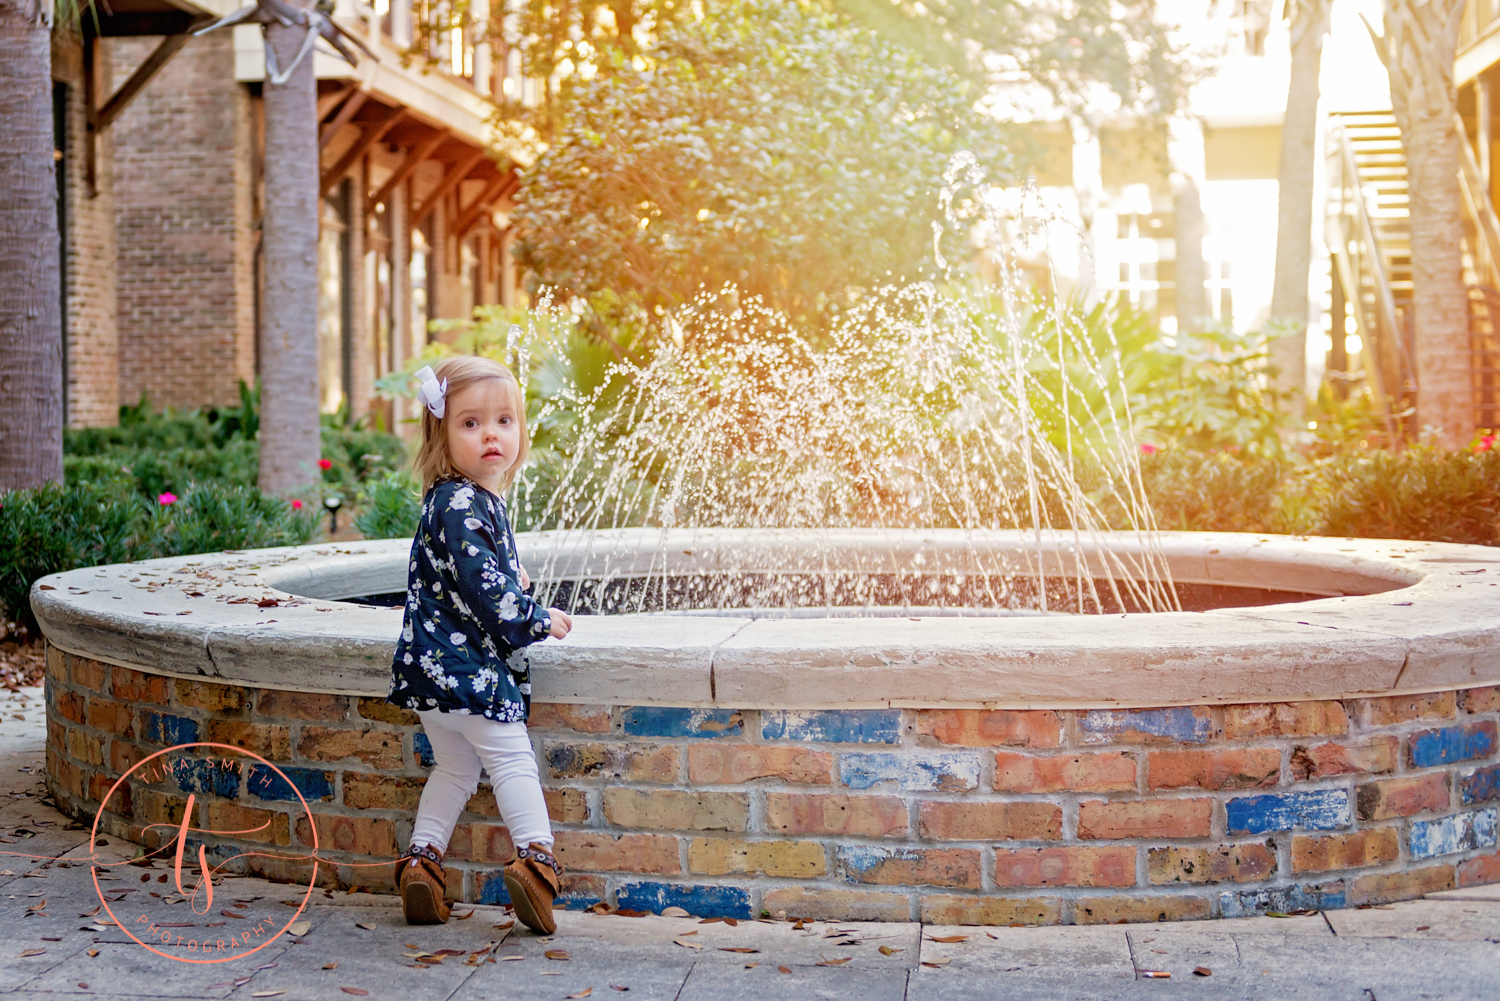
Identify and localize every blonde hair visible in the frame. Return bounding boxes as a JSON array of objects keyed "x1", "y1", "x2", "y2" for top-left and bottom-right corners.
[{"x1": 413, "y1": 355, "x2": 530, "y2": 492}]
